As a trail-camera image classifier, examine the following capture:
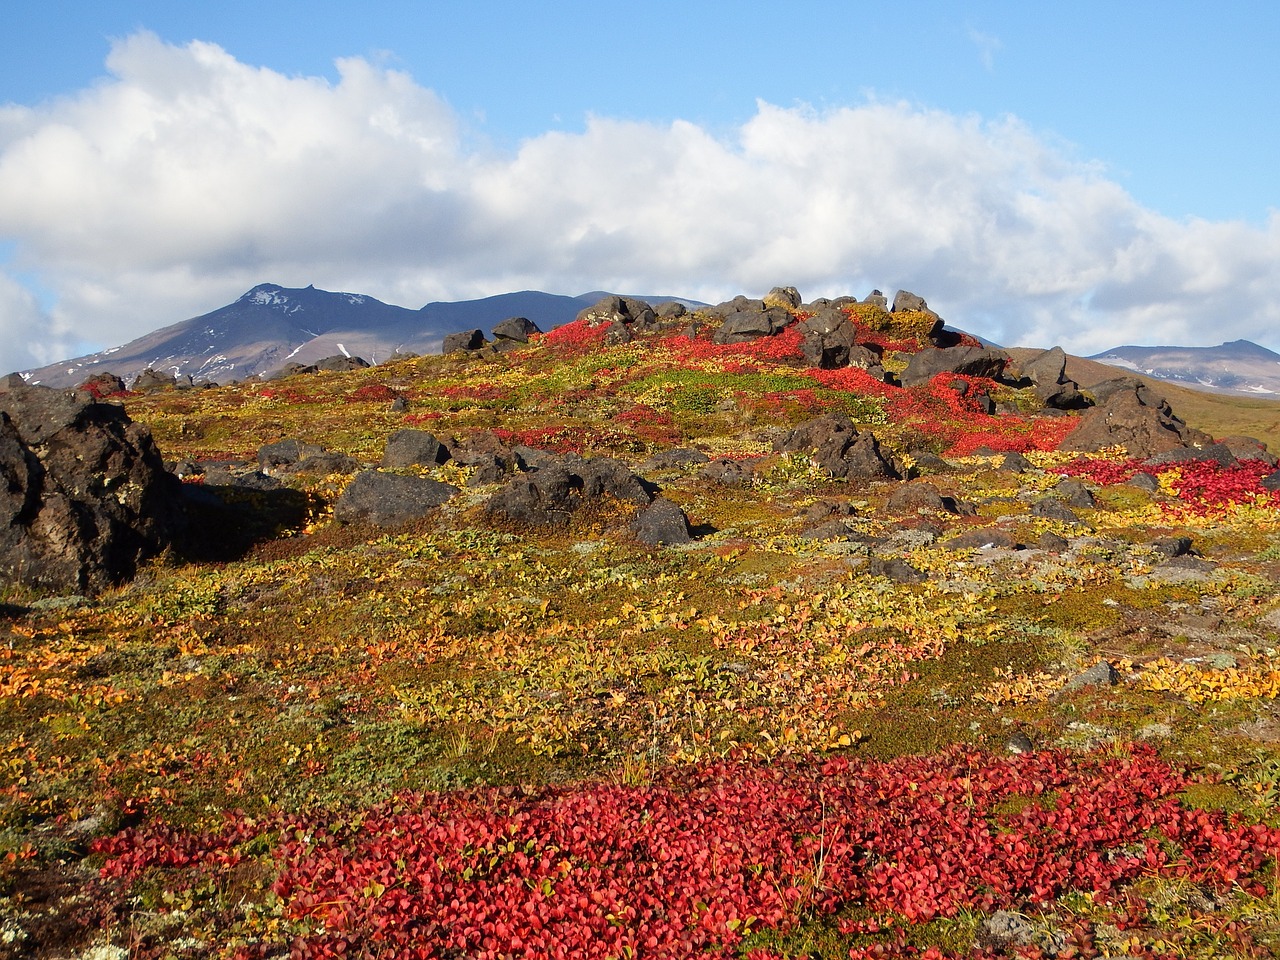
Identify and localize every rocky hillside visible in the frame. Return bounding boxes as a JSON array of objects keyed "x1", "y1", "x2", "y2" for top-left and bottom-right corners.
[{"x1": 3, "y1": 286, "x2": 1280, "y2": 959}]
